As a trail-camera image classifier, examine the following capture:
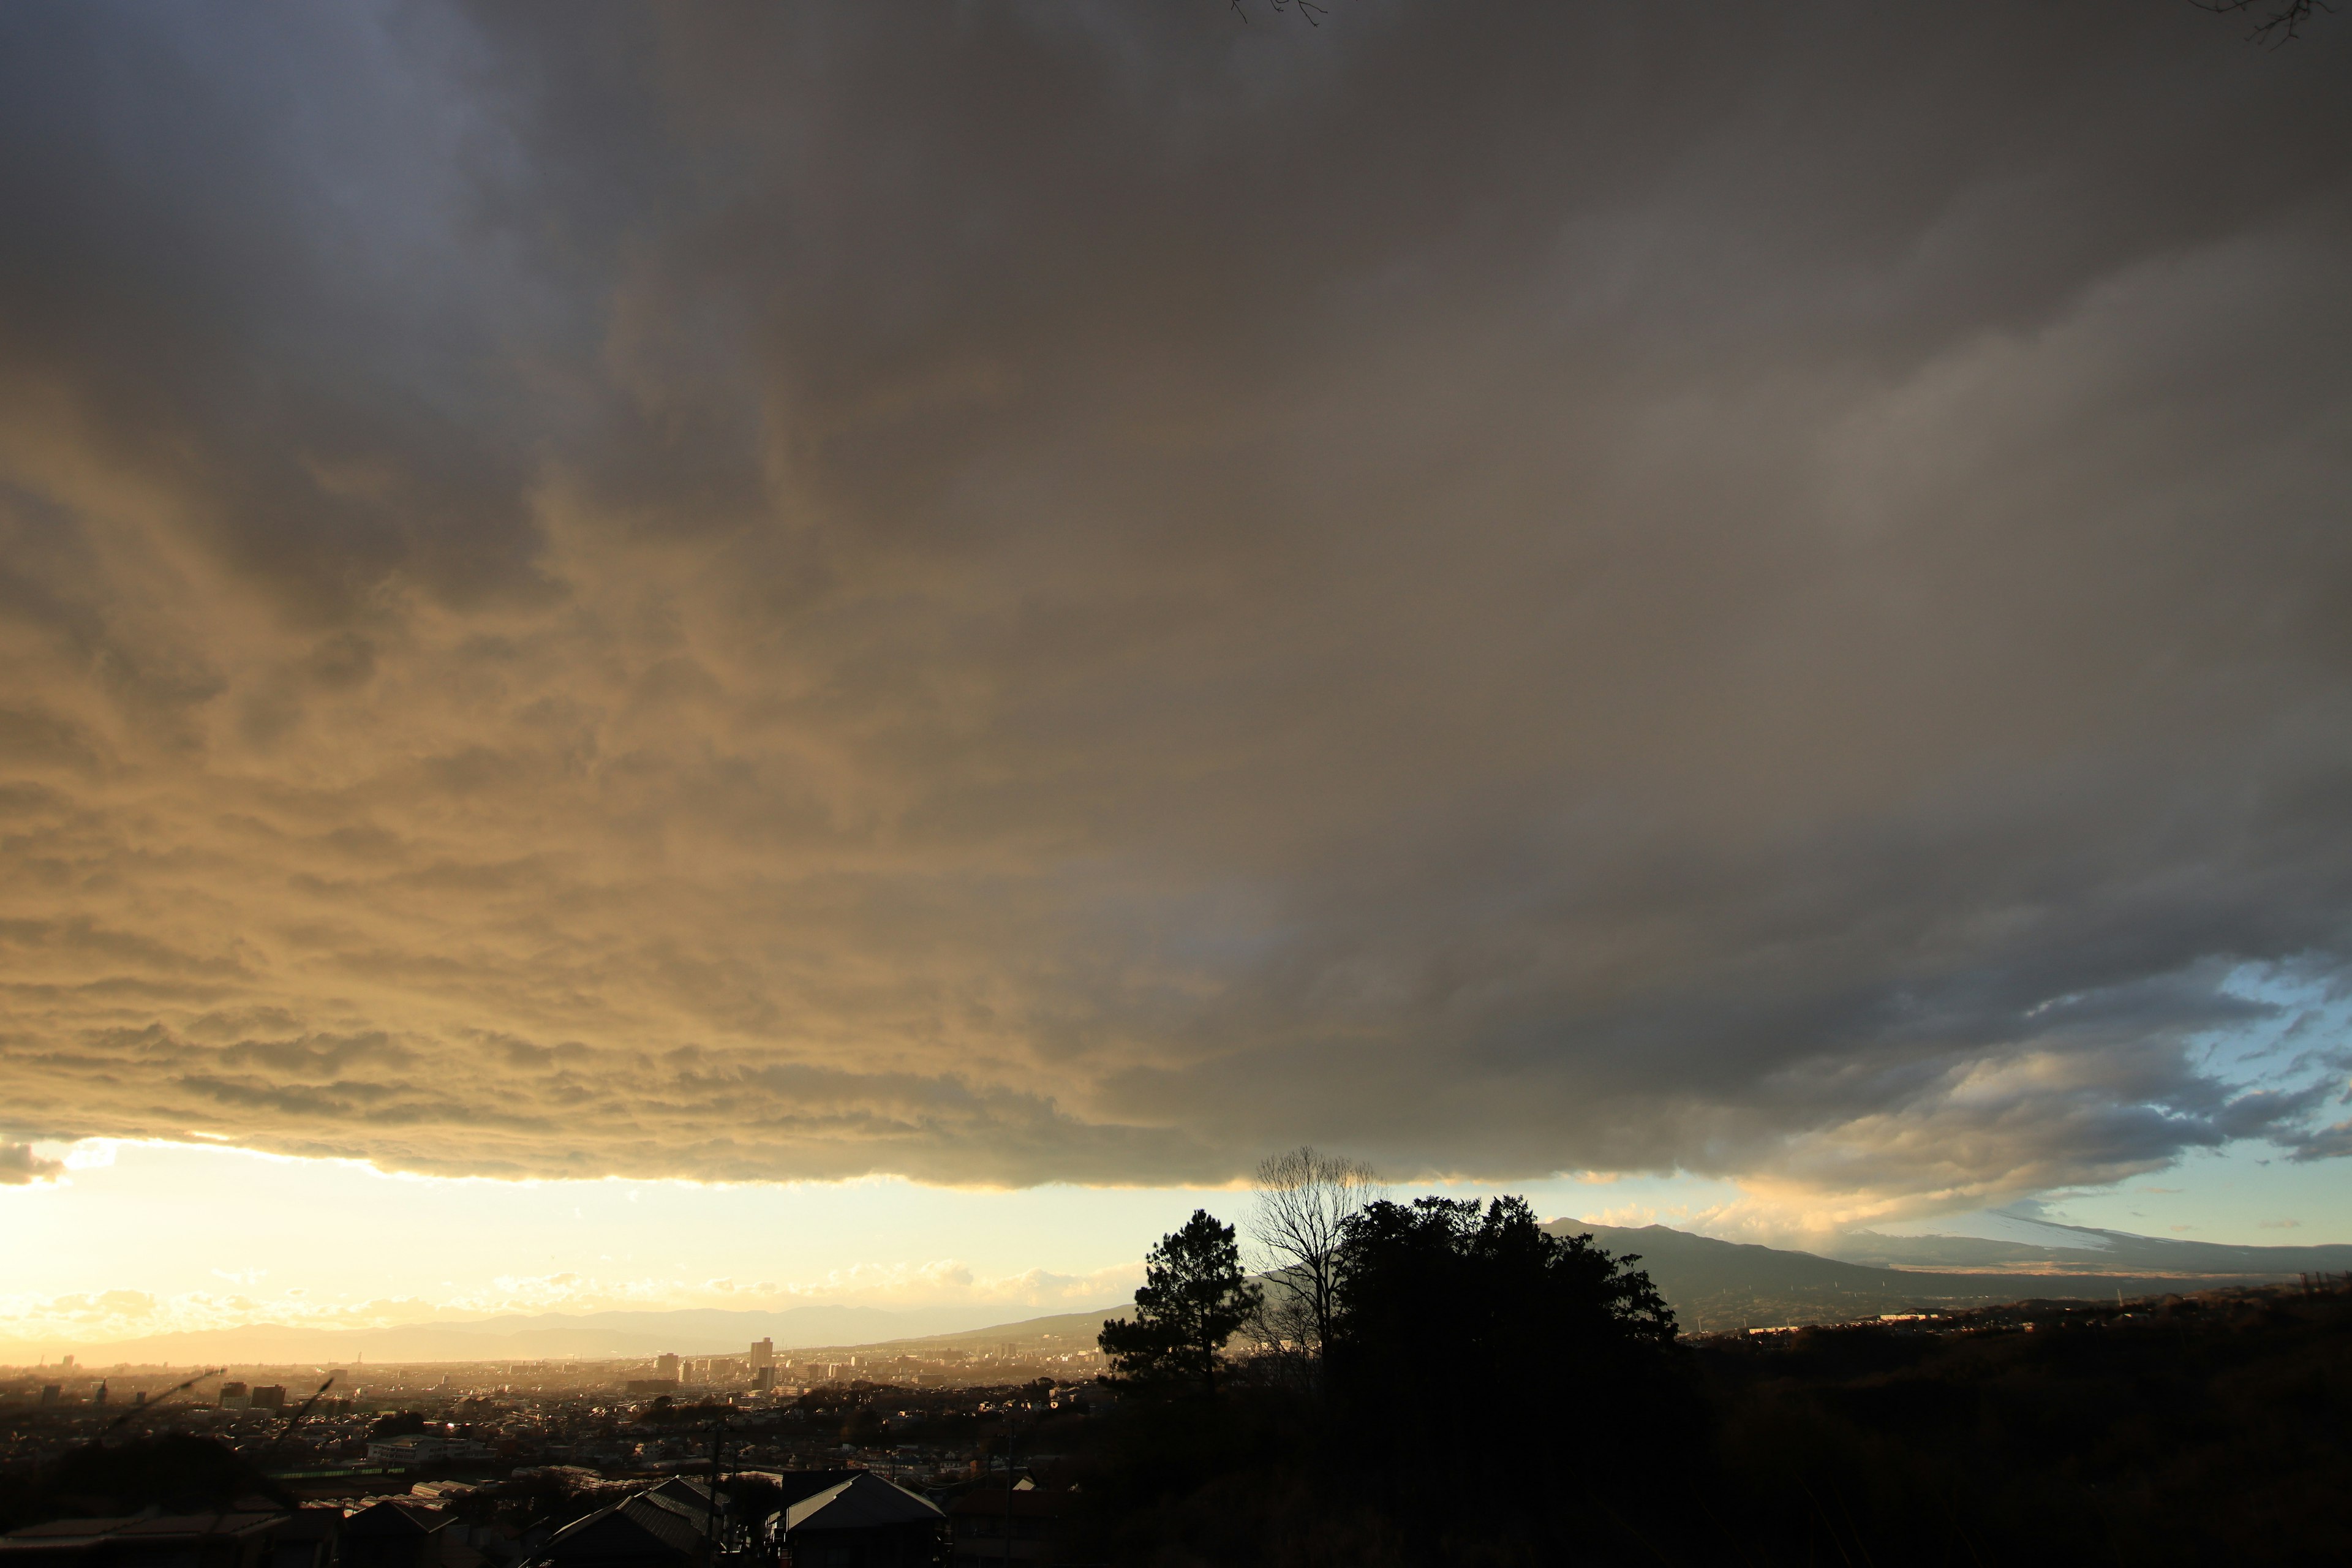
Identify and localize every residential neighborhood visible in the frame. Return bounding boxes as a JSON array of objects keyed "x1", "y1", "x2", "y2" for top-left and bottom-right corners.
[{"x1": 1, "y1": 1346, "x2": 1098, "y2": 1568}]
